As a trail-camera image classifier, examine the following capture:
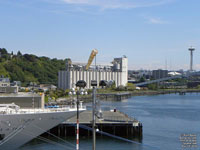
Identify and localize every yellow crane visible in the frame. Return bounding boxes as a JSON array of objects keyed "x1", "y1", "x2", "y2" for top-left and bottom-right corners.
[{"x1": 85, "y1": 49, "x2": 98, "y2": 70}]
